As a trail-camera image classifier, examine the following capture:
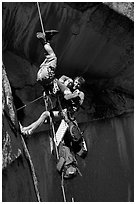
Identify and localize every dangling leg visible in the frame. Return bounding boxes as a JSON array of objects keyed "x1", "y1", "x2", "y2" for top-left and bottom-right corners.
[
  {"x1": 36, "y1": 31, "x2": 58, "y2": 88},
  {"x1": 20, "y1": 111, "x2": 50, "y2": 136},
  {"x1": 36, "y1": 30, "x2": 58, "y2": 56}
]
